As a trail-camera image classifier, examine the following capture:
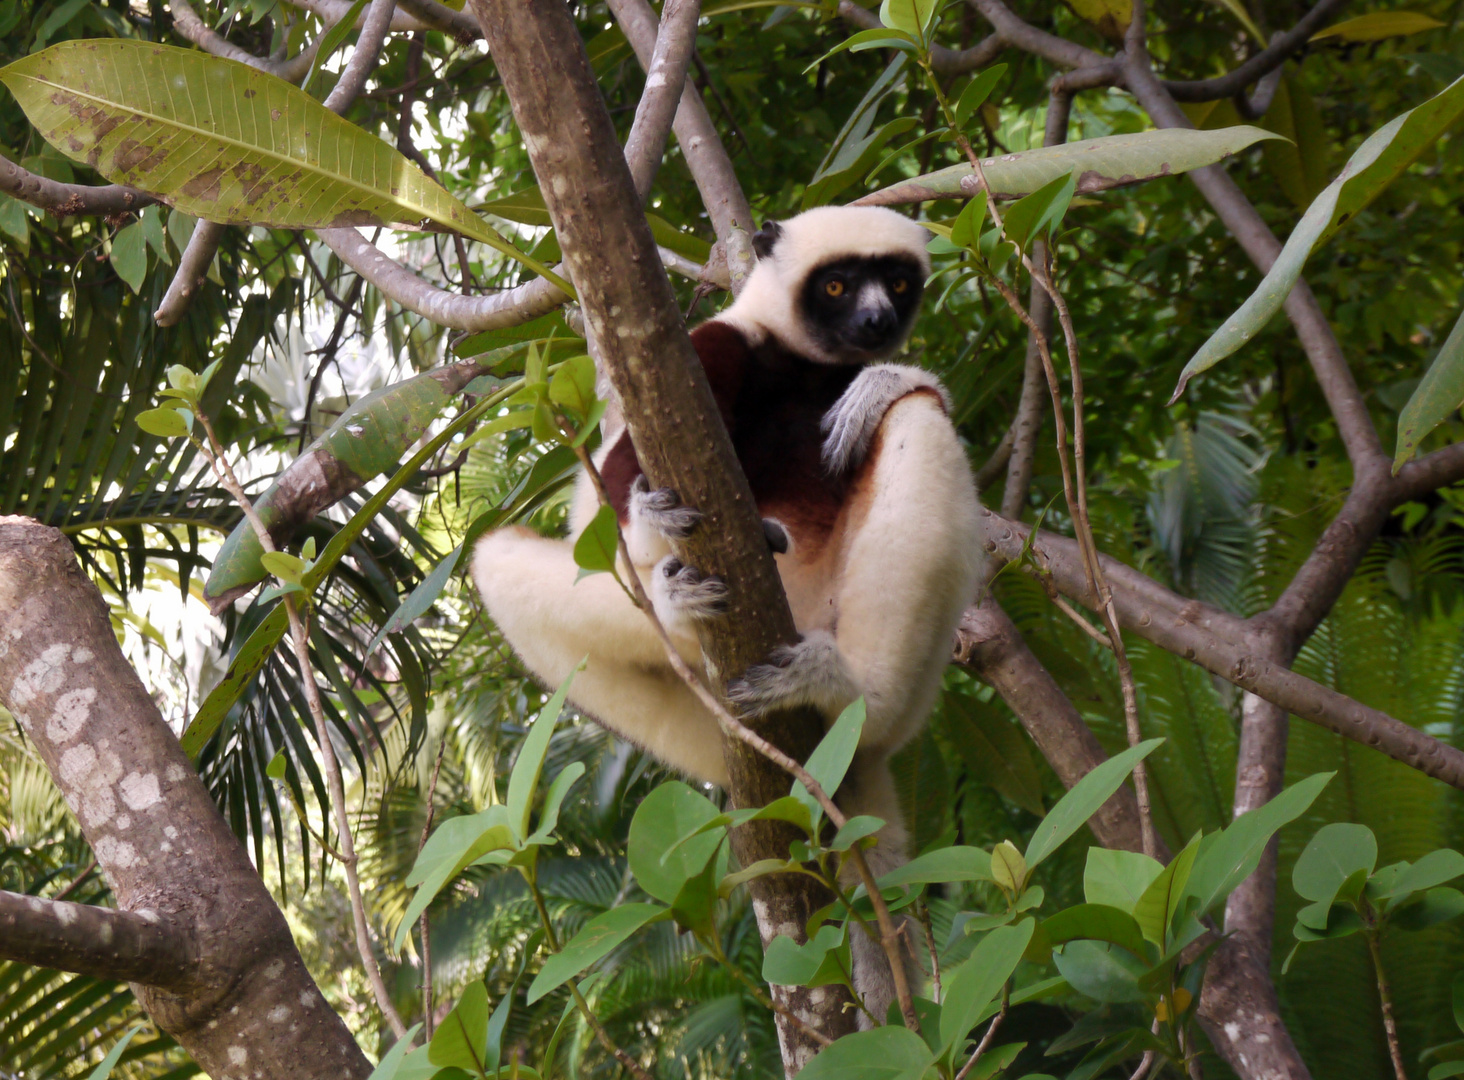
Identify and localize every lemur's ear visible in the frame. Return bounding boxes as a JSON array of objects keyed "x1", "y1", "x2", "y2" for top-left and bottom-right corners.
[{"x1": 752, "y1": 220, "x2": 784, "y2": 261}]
